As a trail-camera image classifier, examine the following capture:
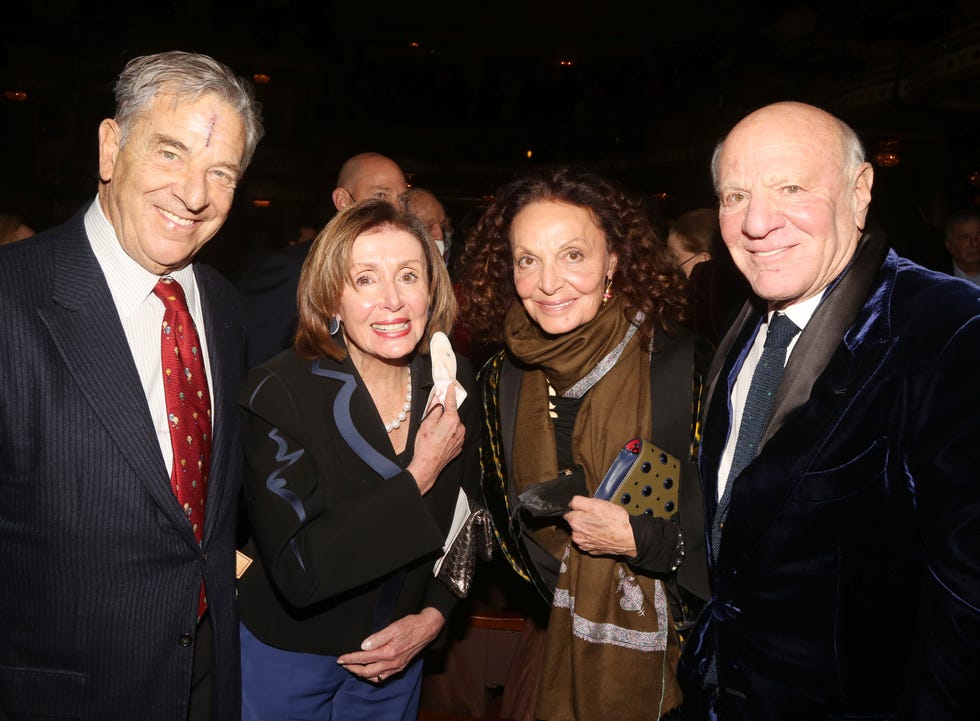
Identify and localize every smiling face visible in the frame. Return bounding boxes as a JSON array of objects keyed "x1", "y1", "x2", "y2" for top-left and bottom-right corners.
[
  {"x1": 716, "y1": 103, "x2": 873, "y2": 310},
  {"x1": 511, "y1": 200, "x2": 618, "y2": 335},
  {"x1": 97, "y1": 90, "x2": 246, "y2": 275},
  {"x1": 338, "y1": 226, "x2": 430, "y2": 369}
]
